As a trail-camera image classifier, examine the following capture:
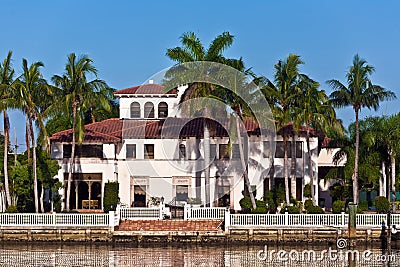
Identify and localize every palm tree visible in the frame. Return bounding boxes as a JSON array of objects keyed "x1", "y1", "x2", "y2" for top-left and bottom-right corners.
[
  {"x1": 295, "y1": 76, "x2": 338, "y2": 205},
  {"x1": 261, "y1": 54, "x2": 303, "y2": 205},
  {"x1": 166, "y1": 32, "x2": 256, "y2": 207},
  {"x1": 51, "y1": 53, "x2": 111, "y2": 211},
  {"x1": 0, "y1": 51, "x2": 15, "y2": 207},
  {"x1": 328, "y1": 54, "x2": 396, "y2": 204},
  {"x1": 15, "y1": 59, "x2": 49, "y2": 213}
]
